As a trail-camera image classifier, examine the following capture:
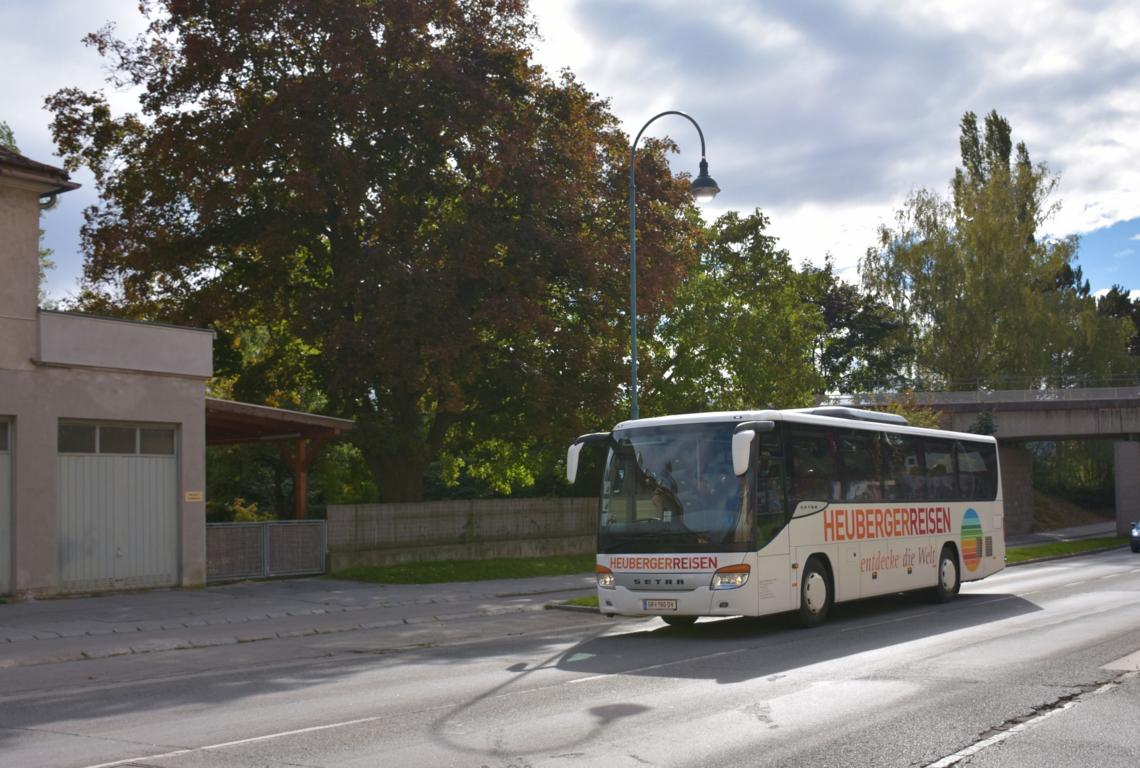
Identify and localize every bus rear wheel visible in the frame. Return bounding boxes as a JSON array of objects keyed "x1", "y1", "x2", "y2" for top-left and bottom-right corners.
[
  {"x1": 932, "y1": 545, "x2": 961, "y2": 603},
  {"x1": 661, "y1": 615, "x2": 698, "y2": 627},
  {"x1": 796, "y1": 557, "x2": 831, "y2": 628}
]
